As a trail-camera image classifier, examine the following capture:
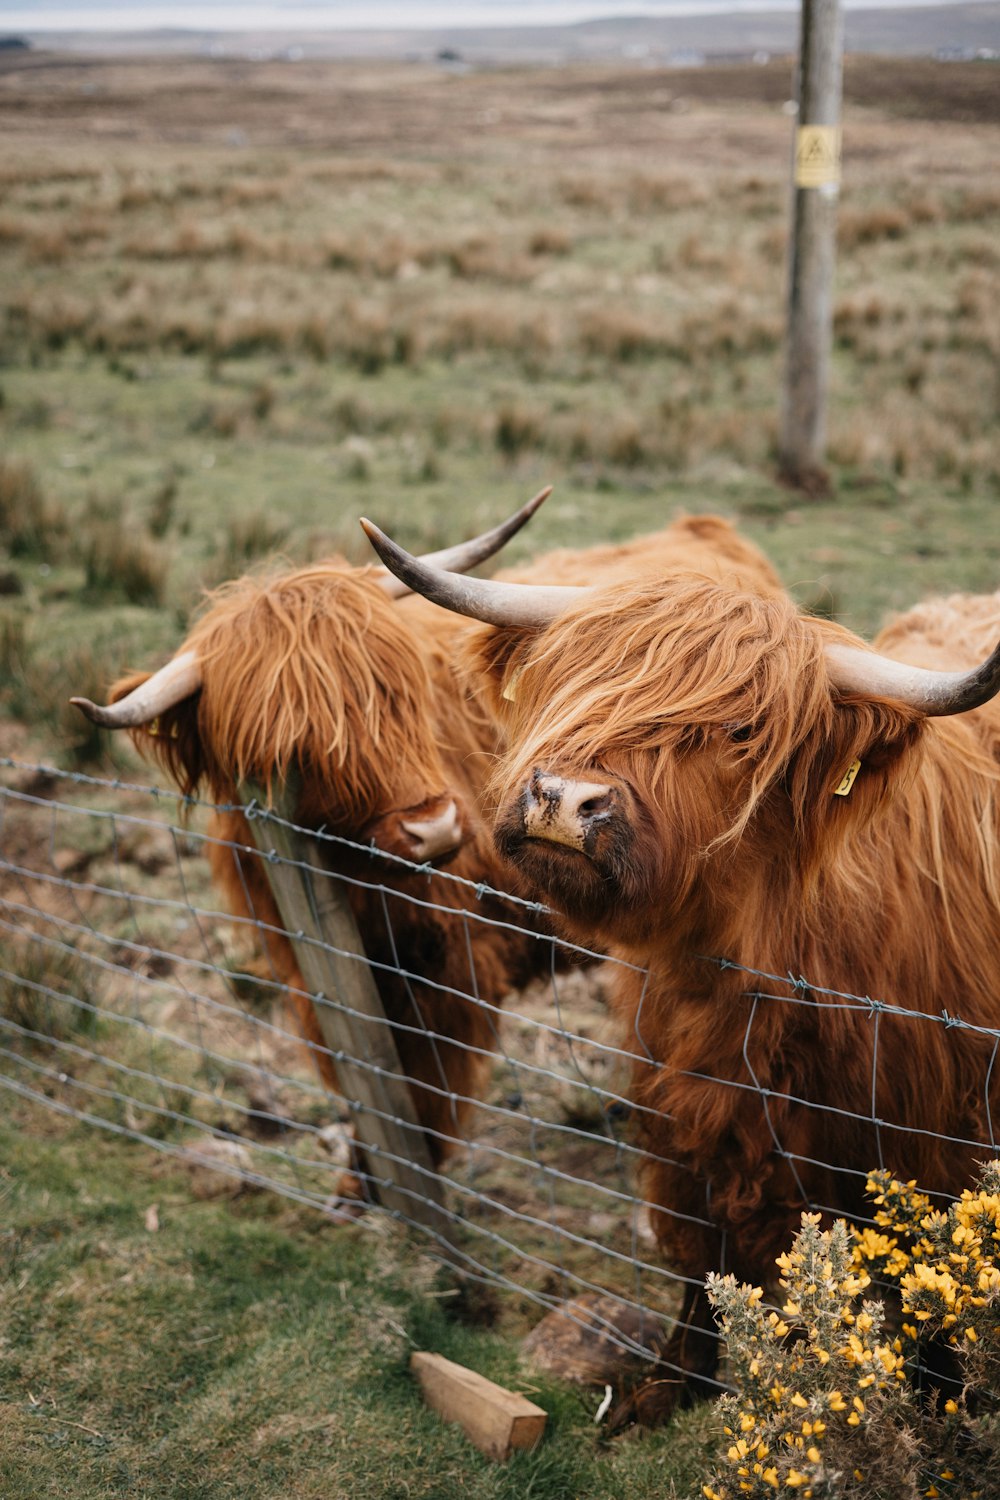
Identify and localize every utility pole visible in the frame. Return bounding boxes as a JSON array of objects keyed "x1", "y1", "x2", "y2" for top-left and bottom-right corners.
[{"x1": 778, "y1": 0, "x2": 844, "y2": 493}]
